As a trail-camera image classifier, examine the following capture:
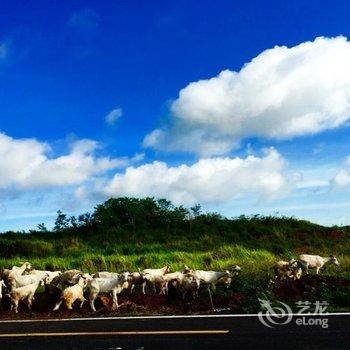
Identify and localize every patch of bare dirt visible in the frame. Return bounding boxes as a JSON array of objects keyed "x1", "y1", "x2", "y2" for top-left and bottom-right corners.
[
  {"x1": 273, "y1": 274, "x2": 350, "y2": 301},
  {"x1": 0, "y1": 287, "x2": 246, "y2": 320},
  {"x1": 0, "y1": 276, "x2": 348, "y2": 320}
]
